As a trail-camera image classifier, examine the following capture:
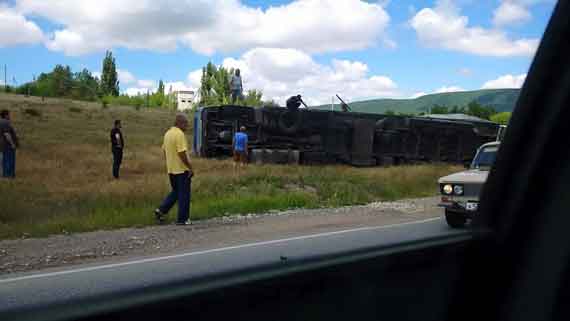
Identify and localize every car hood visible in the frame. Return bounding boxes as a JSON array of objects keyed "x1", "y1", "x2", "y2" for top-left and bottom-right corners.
[{"x1": 438, "y1": 169, "x2": 489, "y2": 184}]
